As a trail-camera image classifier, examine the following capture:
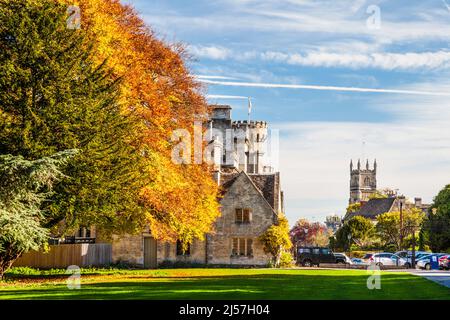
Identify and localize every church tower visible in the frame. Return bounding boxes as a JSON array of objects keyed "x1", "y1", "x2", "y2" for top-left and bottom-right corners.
[{"x1": 349, "y1": 159, "x2": 377, "y2": 204}]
